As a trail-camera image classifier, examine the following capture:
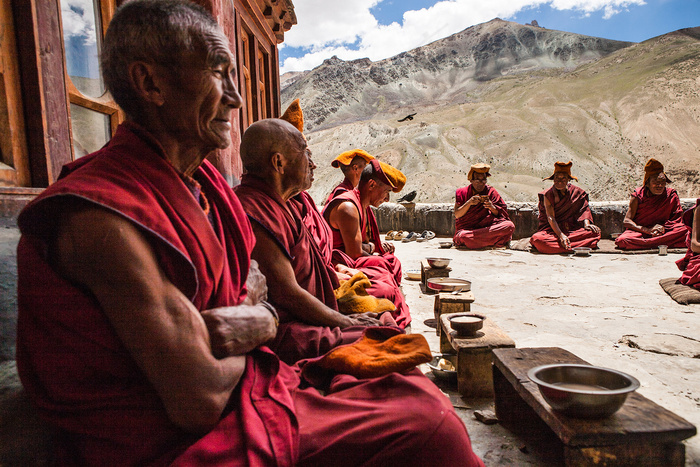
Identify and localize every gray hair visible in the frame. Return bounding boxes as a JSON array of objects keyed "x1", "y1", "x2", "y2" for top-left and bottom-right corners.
[{"x1": 101, "y1": 0, "x2": 224, "y2": 118}]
